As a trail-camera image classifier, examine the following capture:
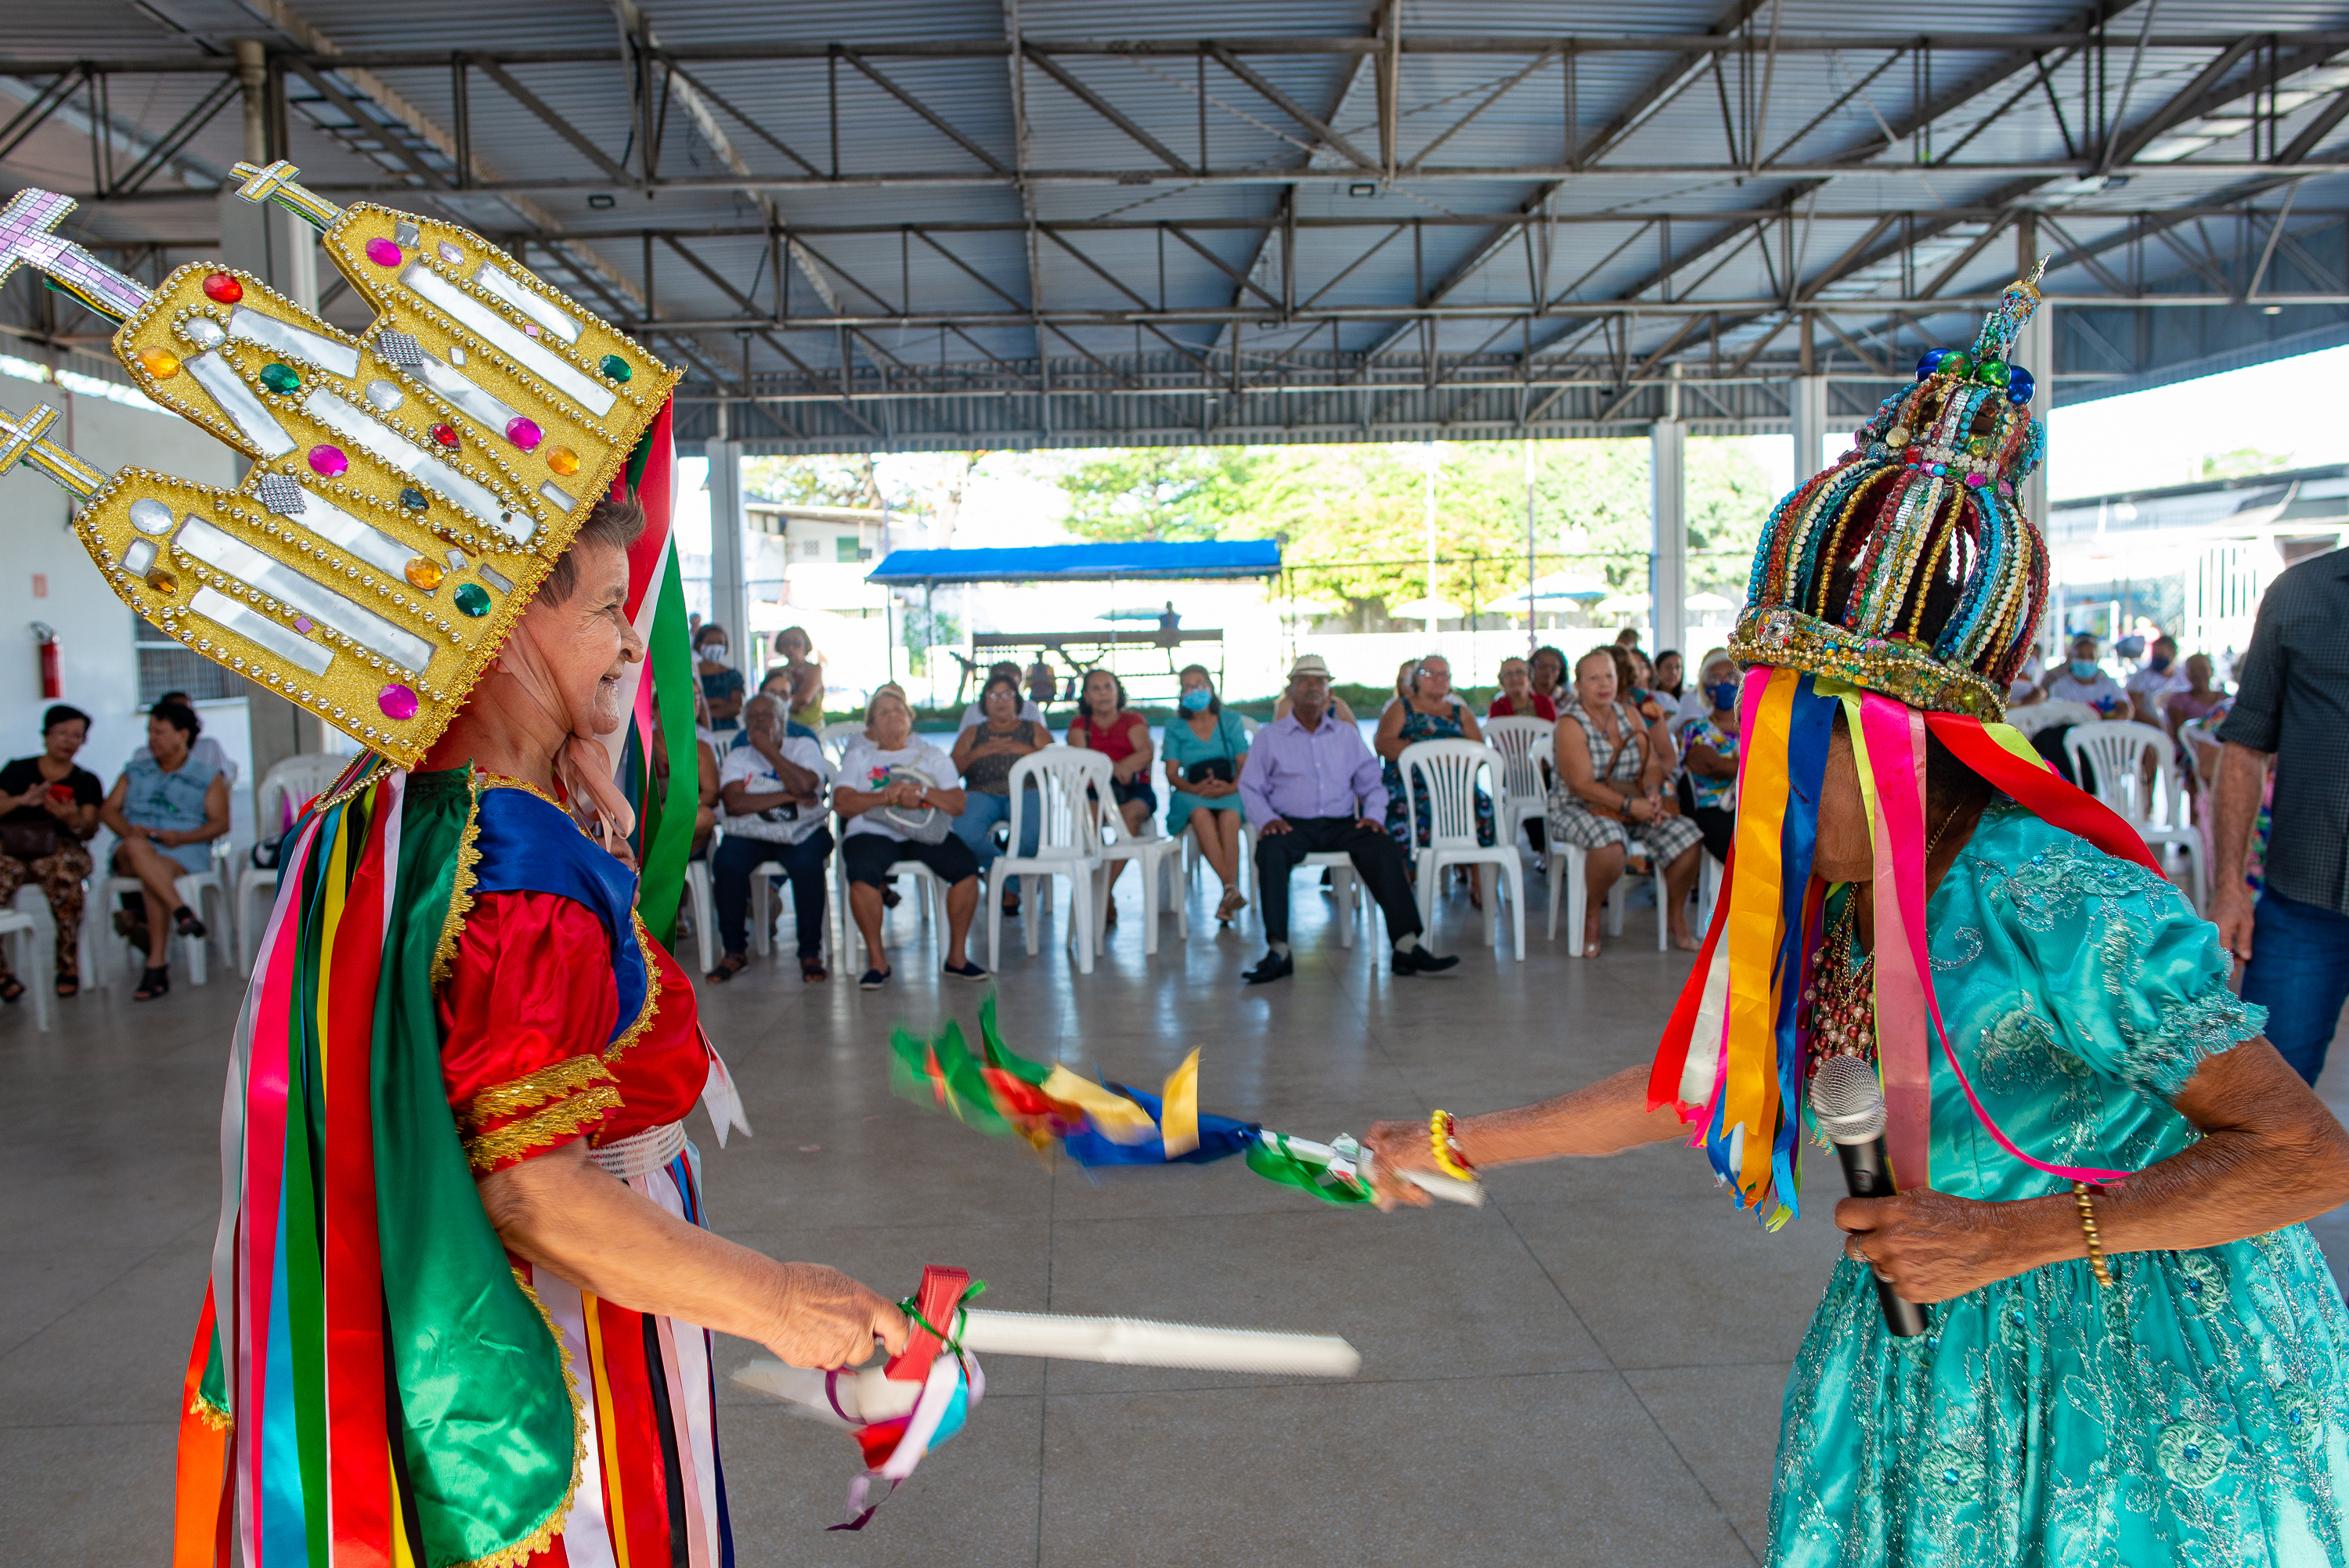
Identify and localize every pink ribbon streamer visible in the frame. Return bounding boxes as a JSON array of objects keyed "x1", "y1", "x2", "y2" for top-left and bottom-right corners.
[{"x1": 1857, "y1": 694, "x2": 1933, "y2": 1190}]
